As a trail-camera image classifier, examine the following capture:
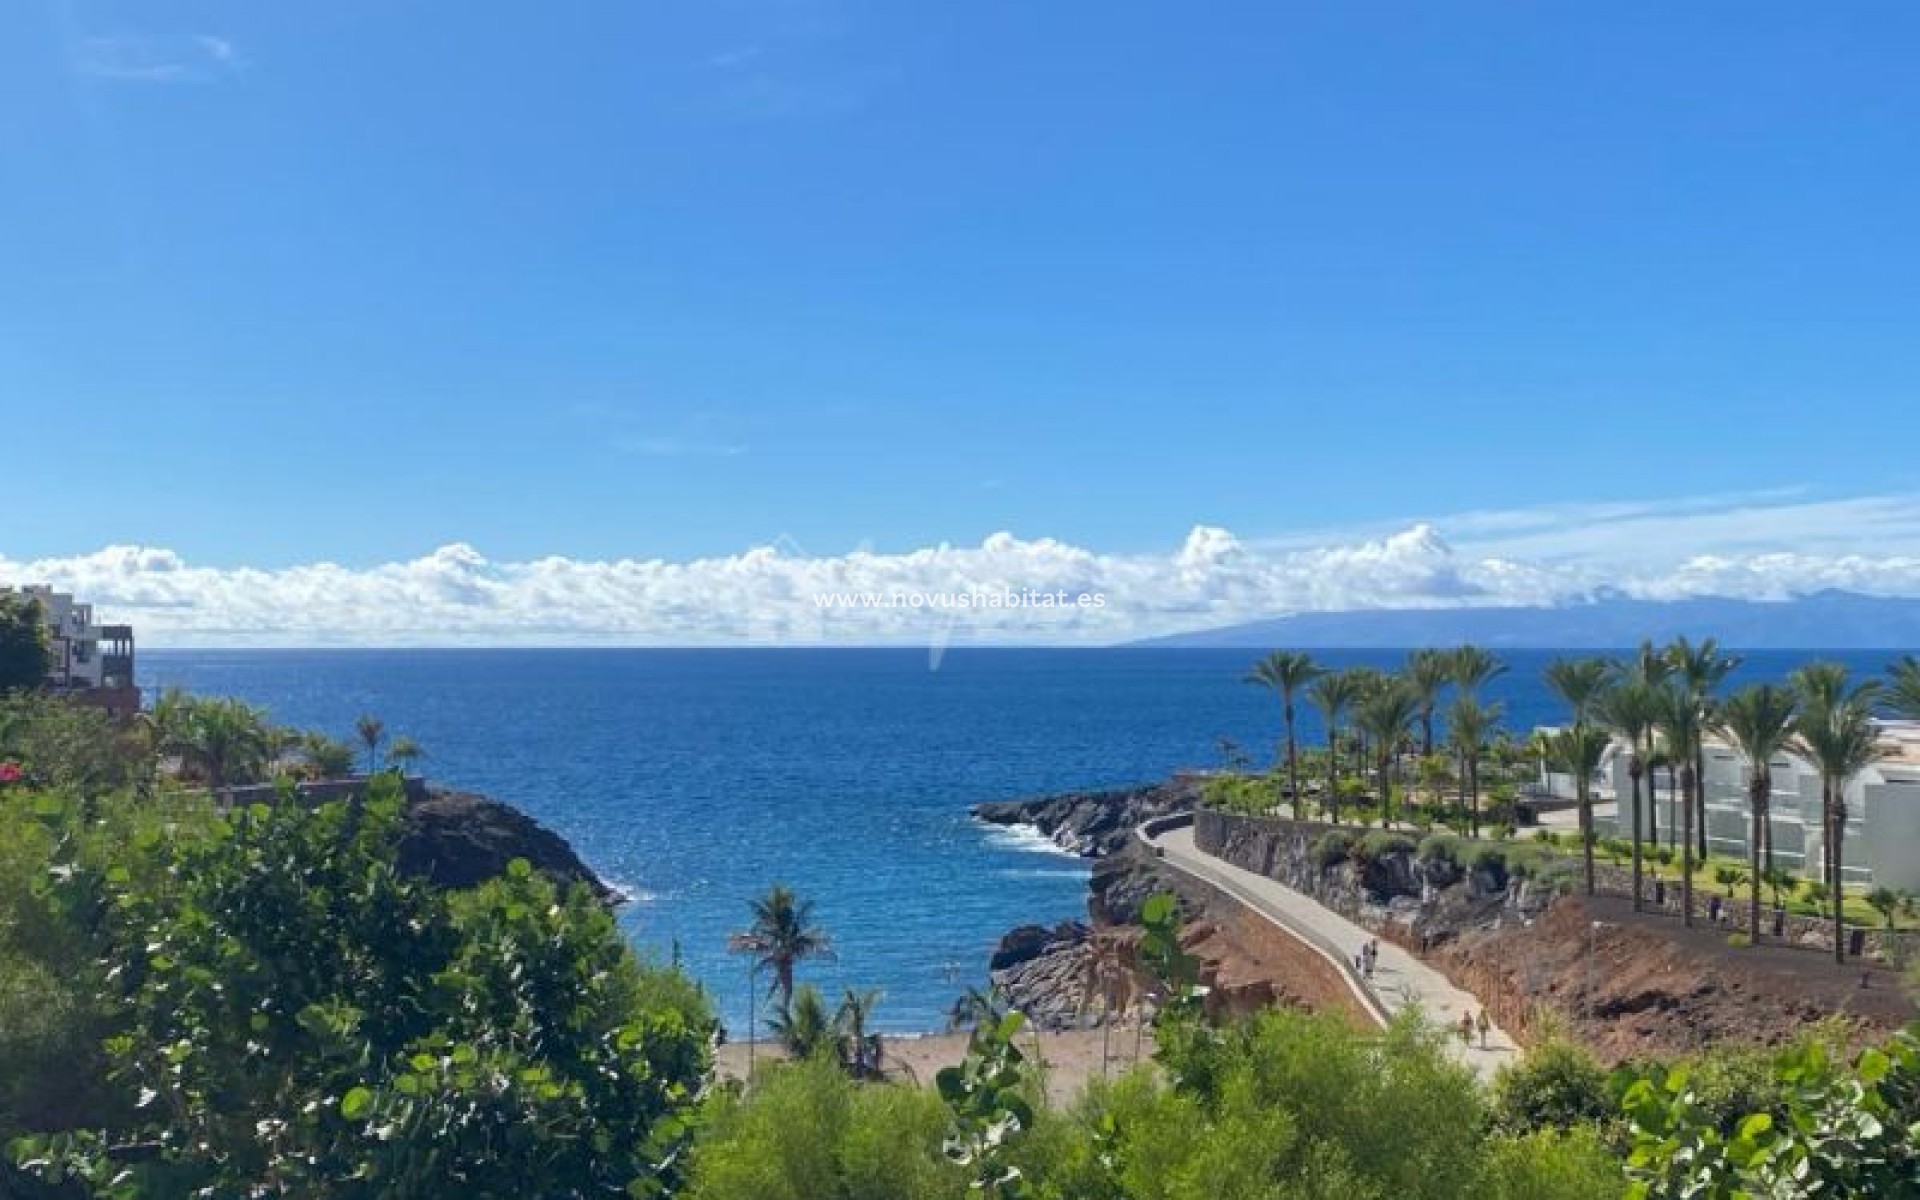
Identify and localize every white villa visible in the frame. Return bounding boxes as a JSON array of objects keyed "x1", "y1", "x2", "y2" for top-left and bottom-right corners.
[
  {"x1": 3, "y1": 585, "x2": 140, "y2": 719},
  {"x1": 1543, "y1": 725, "x2": 1920, "y2": 892}
]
